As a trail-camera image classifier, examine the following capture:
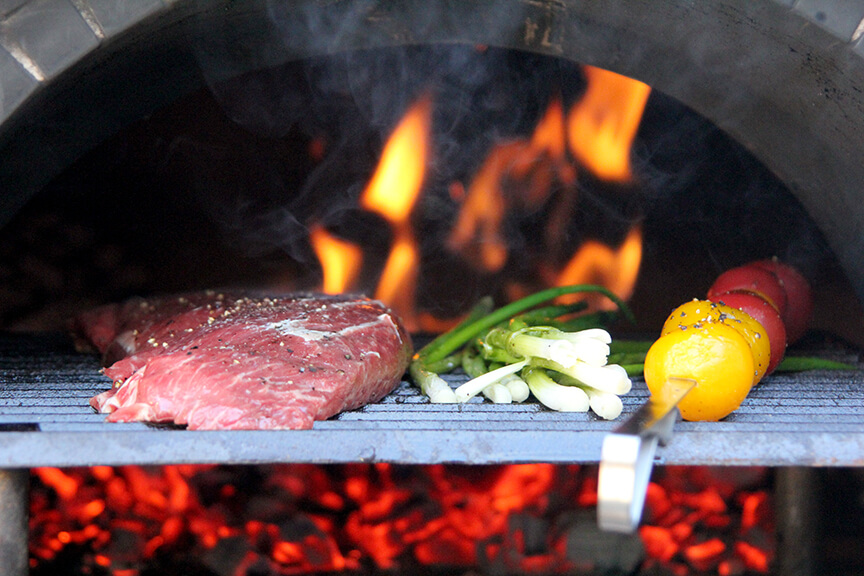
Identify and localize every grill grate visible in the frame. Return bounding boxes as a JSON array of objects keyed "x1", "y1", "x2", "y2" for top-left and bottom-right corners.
[{"x1": 0, "y1": 332, "x2": 862, "y2": 467}]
